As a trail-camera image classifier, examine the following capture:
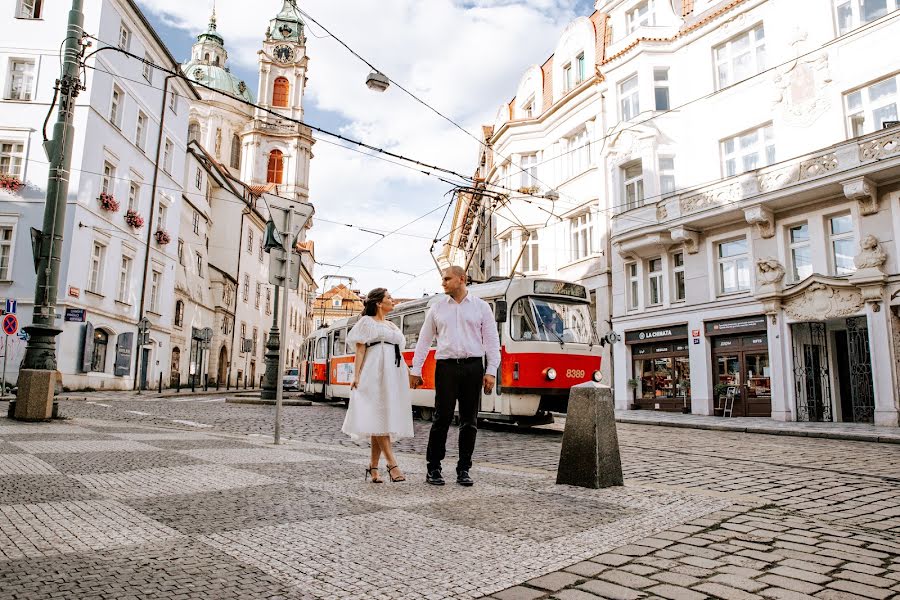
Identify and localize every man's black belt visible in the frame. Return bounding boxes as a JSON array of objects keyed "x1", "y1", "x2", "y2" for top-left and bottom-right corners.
[
  {"x1": 365, "y1": 341, "x2": 401, "y2": 367},
  {"x1": 436, "y1": 357, "x2": 483, "y2": 364}
]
